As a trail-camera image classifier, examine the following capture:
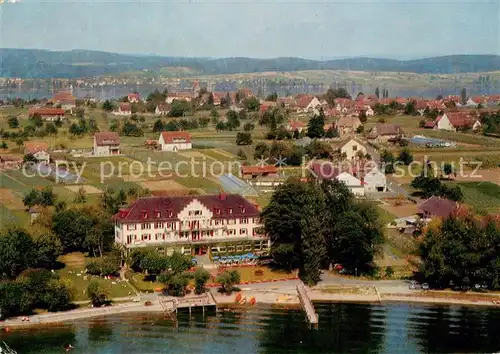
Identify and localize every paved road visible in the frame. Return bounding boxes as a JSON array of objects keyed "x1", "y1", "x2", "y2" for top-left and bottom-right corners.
[{"x1": 362, "y1": 139, "x2": 412, "y2": 199}]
